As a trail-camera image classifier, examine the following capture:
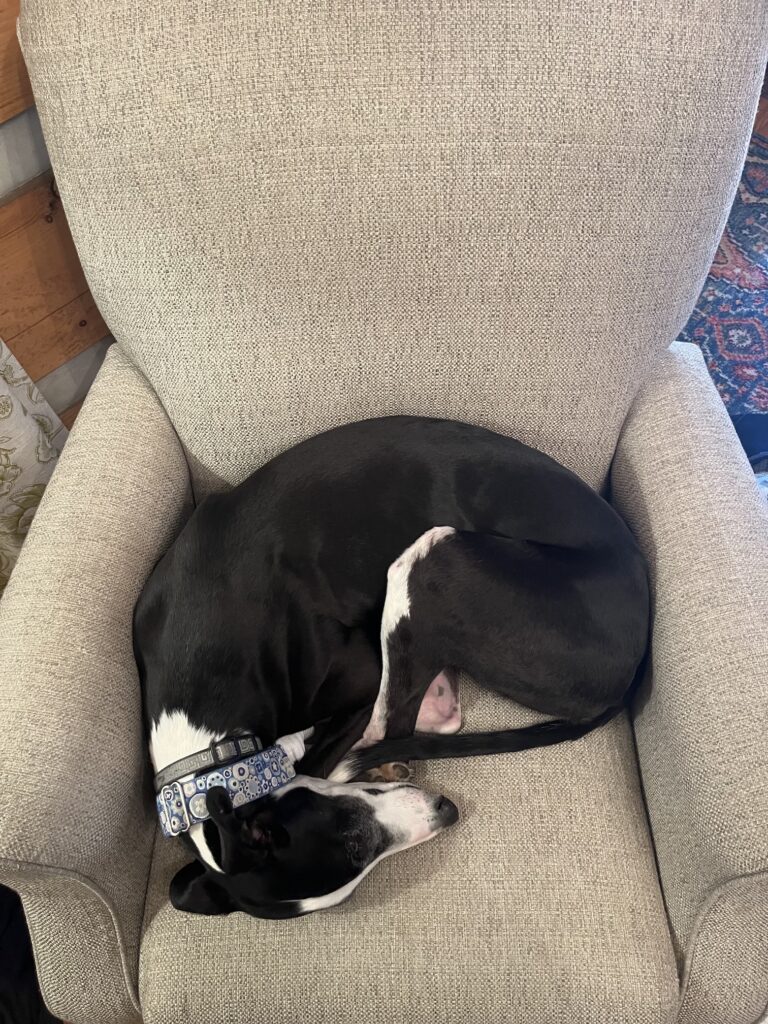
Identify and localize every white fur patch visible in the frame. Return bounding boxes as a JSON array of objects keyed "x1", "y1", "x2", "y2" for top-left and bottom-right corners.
[
  {"x1": 356, "y1": 526, "x2": 457, "y2": 752},
  {"x1": 187, "y1": 823, "x2": 222, "y2": 873},
  {"x1": 278, "y1": 727, "x2": 313, "y2": 764},
  {"x1": 149, "y1": 709, "x2": 221, "y2": 774},
  {"x1": 327, "y1": 758, "x2": 357, "y2": 784}
]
